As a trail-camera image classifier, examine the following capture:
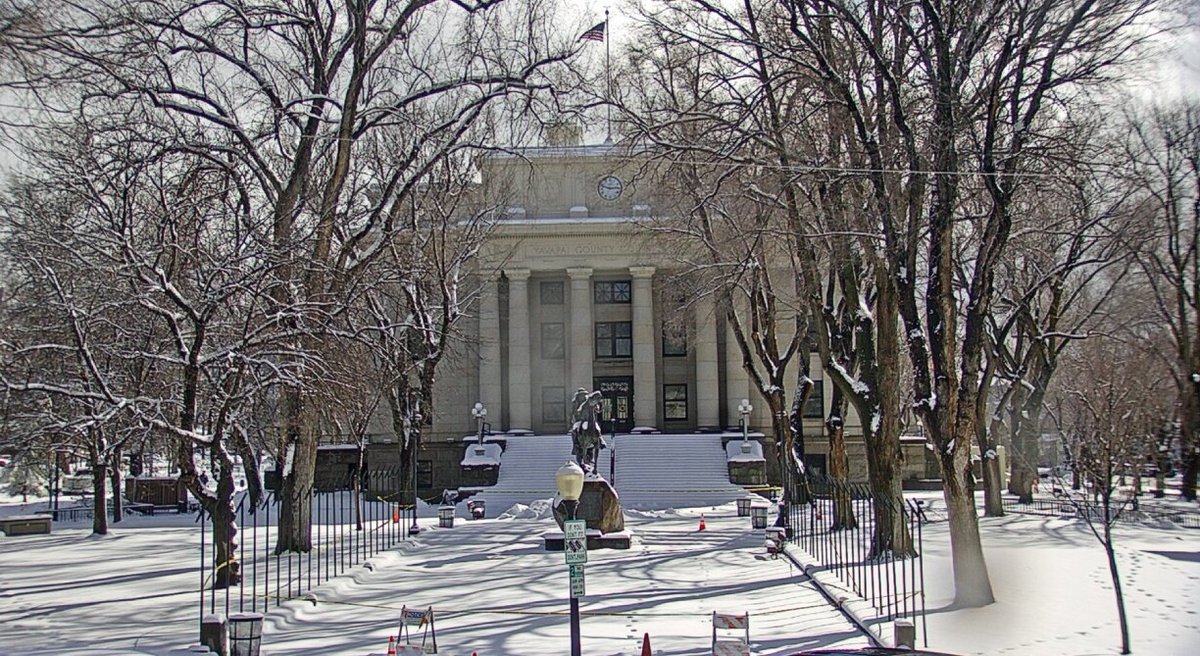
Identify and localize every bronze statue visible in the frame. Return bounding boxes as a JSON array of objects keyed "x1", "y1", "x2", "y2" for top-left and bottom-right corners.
[{"x1": 570, "y1": 388, "x2": 605, "y2": 473}]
